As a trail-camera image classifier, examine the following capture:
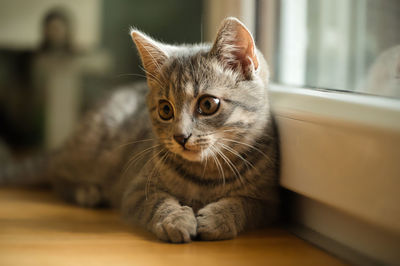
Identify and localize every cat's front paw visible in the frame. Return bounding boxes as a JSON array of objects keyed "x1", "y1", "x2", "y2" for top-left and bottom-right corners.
[
  {"x1": 154, "y1": 206, "x2": 197, "y2": 243},
  {"x1": 75, "y1": 185, "x2": 103, "y2": 208},
  {"x1": 196, "y1": 204, "x2": 238, "y2": 241}
]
